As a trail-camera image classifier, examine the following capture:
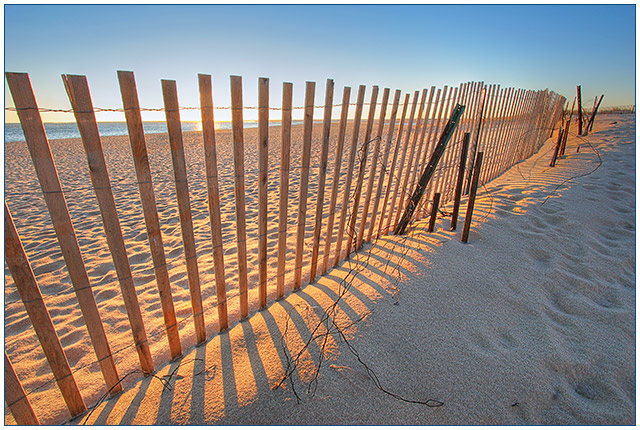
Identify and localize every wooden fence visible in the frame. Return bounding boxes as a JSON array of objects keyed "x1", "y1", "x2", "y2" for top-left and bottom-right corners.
[{"x1": 4, "y1": 71, "x2": 566, "y2": 424}]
